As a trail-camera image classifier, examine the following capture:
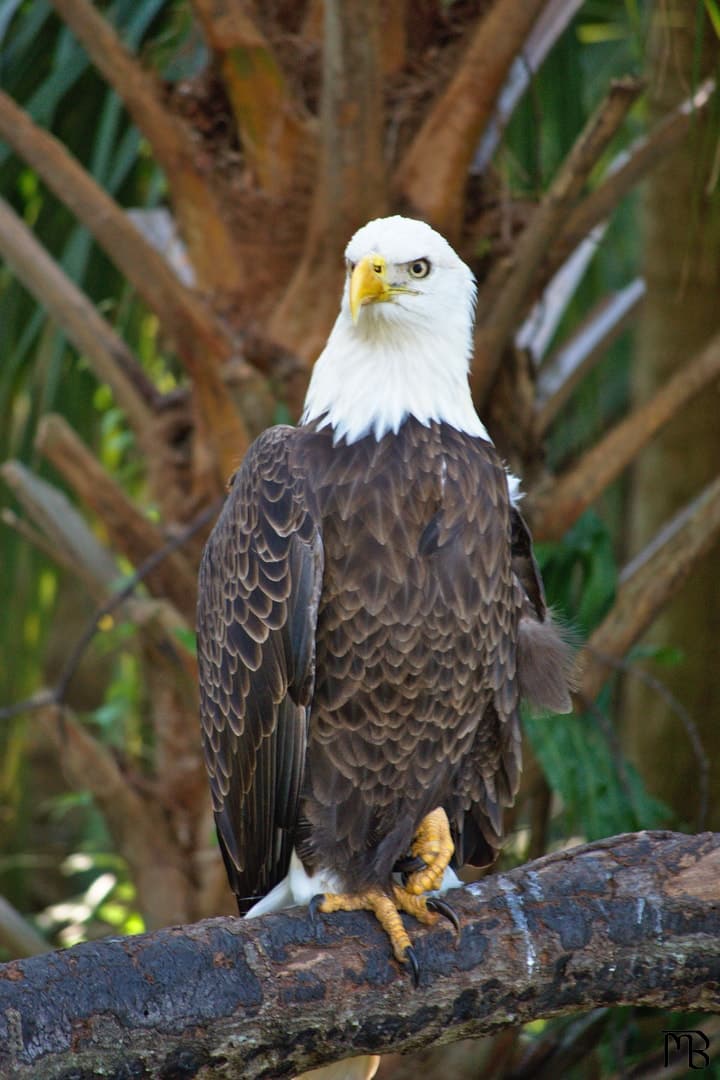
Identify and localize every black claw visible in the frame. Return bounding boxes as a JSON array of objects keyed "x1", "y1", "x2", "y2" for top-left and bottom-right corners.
[
  {"x1": 394, "y1": 853, "x2": 427, "y2": 877},
  {"x1": 404, "y1": 945, "x2": 420, "y2": 987},
  {"x1": 308, "y1": 894, "x2": 325, "y2": 924},
  {"x1": 427, "y1": 897, "x2": 461, "y2": 940}
]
